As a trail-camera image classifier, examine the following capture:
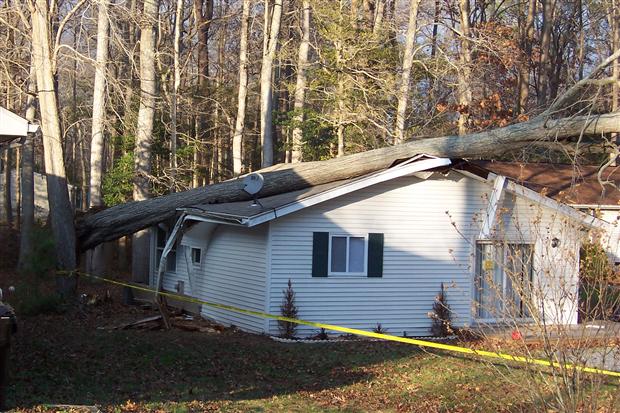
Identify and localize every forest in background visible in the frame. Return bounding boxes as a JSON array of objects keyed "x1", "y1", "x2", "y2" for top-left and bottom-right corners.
[
  {"x1": 1, "y1": 0, "x2": 618, "y2": 209},
  {"x1": 0, "y1": 0, "x2": 619, "y2": 288}
]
